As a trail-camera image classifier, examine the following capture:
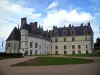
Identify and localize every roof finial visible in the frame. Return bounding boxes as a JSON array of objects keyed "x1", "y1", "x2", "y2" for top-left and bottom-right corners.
[{"x1": 18, "y1": 24, "x2": 19, "y2": 29}]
